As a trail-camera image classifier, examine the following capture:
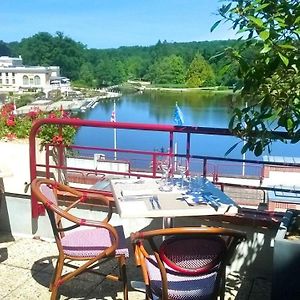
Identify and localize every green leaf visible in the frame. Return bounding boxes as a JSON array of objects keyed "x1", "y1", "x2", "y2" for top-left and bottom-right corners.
[
  {"x1": 248, "y1": 16, "x2": 264, "y2": 28},
  {"x1": 291, "y1": 64, "x2": 299, "y2": 73},
  {"x1": 256, "y1": 3, "x2": 270, "y2": 11},
  {"x1": 278, "y1": 52, "x2": 289, "y2": 66},
  {"x1": 259, "y1": 30, "x2": 270, "y2": 41},
  {"x1": 254, "y1": 142, "x2": 263, "y2": 156},
  {"x1": 225, "y1": 142, "x2": 239, "y2": 156},
  {"x1": 219, "y1": 64, "x2": 231, "y2": 75},
  {"x1": 260, "y1": 44, "x2": 271, "y2": 53},
  {"x1": 210, "y1": 20, "x2": 222, "y2": 32},
  {"x1": 220, "y1": 3, "x2": 232, "y2": 15},
  {"x1": 228, "y1": 116, "x2": 236, "y2": 130},
  {"x1": 286, "y1": 118, "x2": 294, "y2": 131},
  {"x1": 209, "y1": 51, "x2": 225, "y2": 61},
  {"x1": 241, "y1": 142, "x2": 249, "y2": 154},
  {"x1": 278, "y1": 44, "x2": 297, "y2": 50}
]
